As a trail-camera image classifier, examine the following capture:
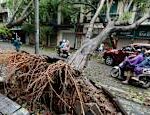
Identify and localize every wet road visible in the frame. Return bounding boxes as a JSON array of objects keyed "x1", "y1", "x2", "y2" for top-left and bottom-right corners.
[
  {"x1": 0, "y1": 41, "x2": 150, "y2": 114},
  {"x1": 84, "y1": 59, "x2": 150, "y2": 114}
]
